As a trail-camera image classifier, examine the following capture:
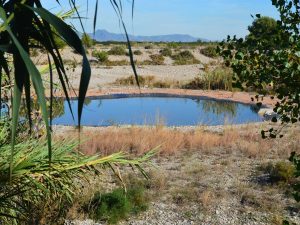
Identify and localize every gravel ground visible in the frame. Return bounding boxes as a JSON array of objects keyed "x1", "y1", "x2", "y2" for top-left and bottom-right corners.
[{"x1": 60, "y1": 123, "x2": 300, "y2": 225}]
